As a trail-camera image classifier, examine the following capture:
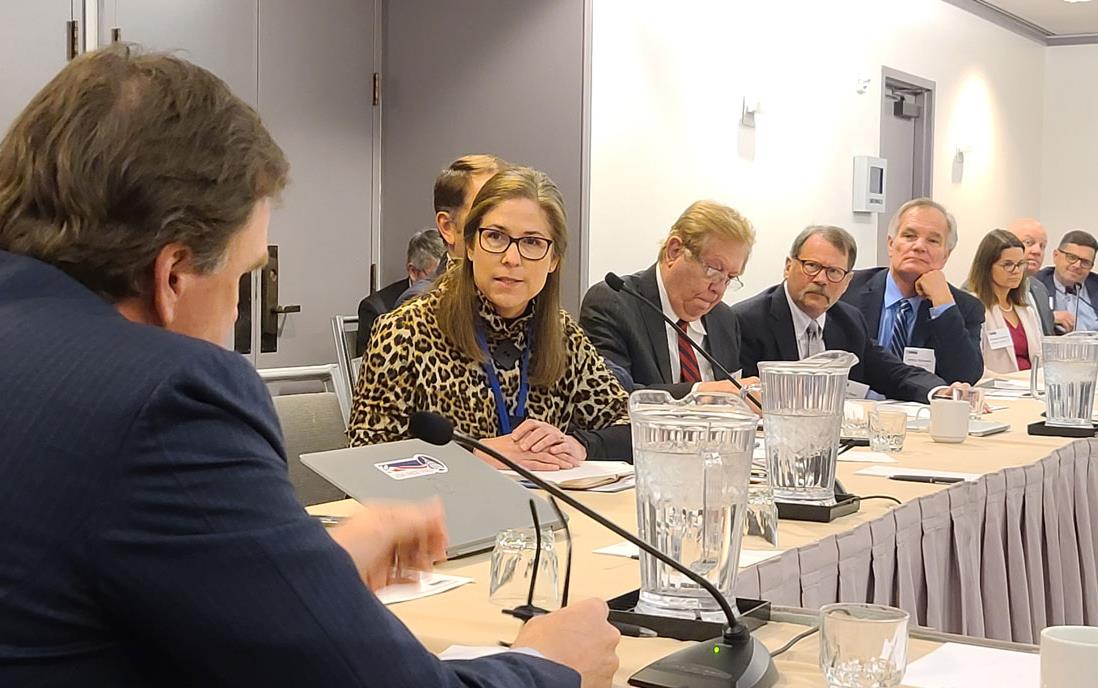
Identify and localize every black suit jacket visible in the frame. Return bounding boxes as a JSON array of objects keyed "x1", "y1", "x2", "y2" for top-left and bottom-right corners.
[
  {"x1": 1034, "y1": 266, "x2": 1098, "y2": 331},
  {"x1": 0, "y1": 251, "x2": 575, "y2": 688},
  {"x1": 731, "y1": 284, "x2": 945, "y2": 402},
  {"x1": 839, "y1": 267, "x2": 984, "y2": 384},
  {"x1": 580, "y1": 264, "x2": 741, "y2": 397},
  {"x1": 355, "y1": 277, "x2": 408, "y2": 356},
  {"x1": 1028, "y1": 278, "x2": 1056, "y2": 336}
]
